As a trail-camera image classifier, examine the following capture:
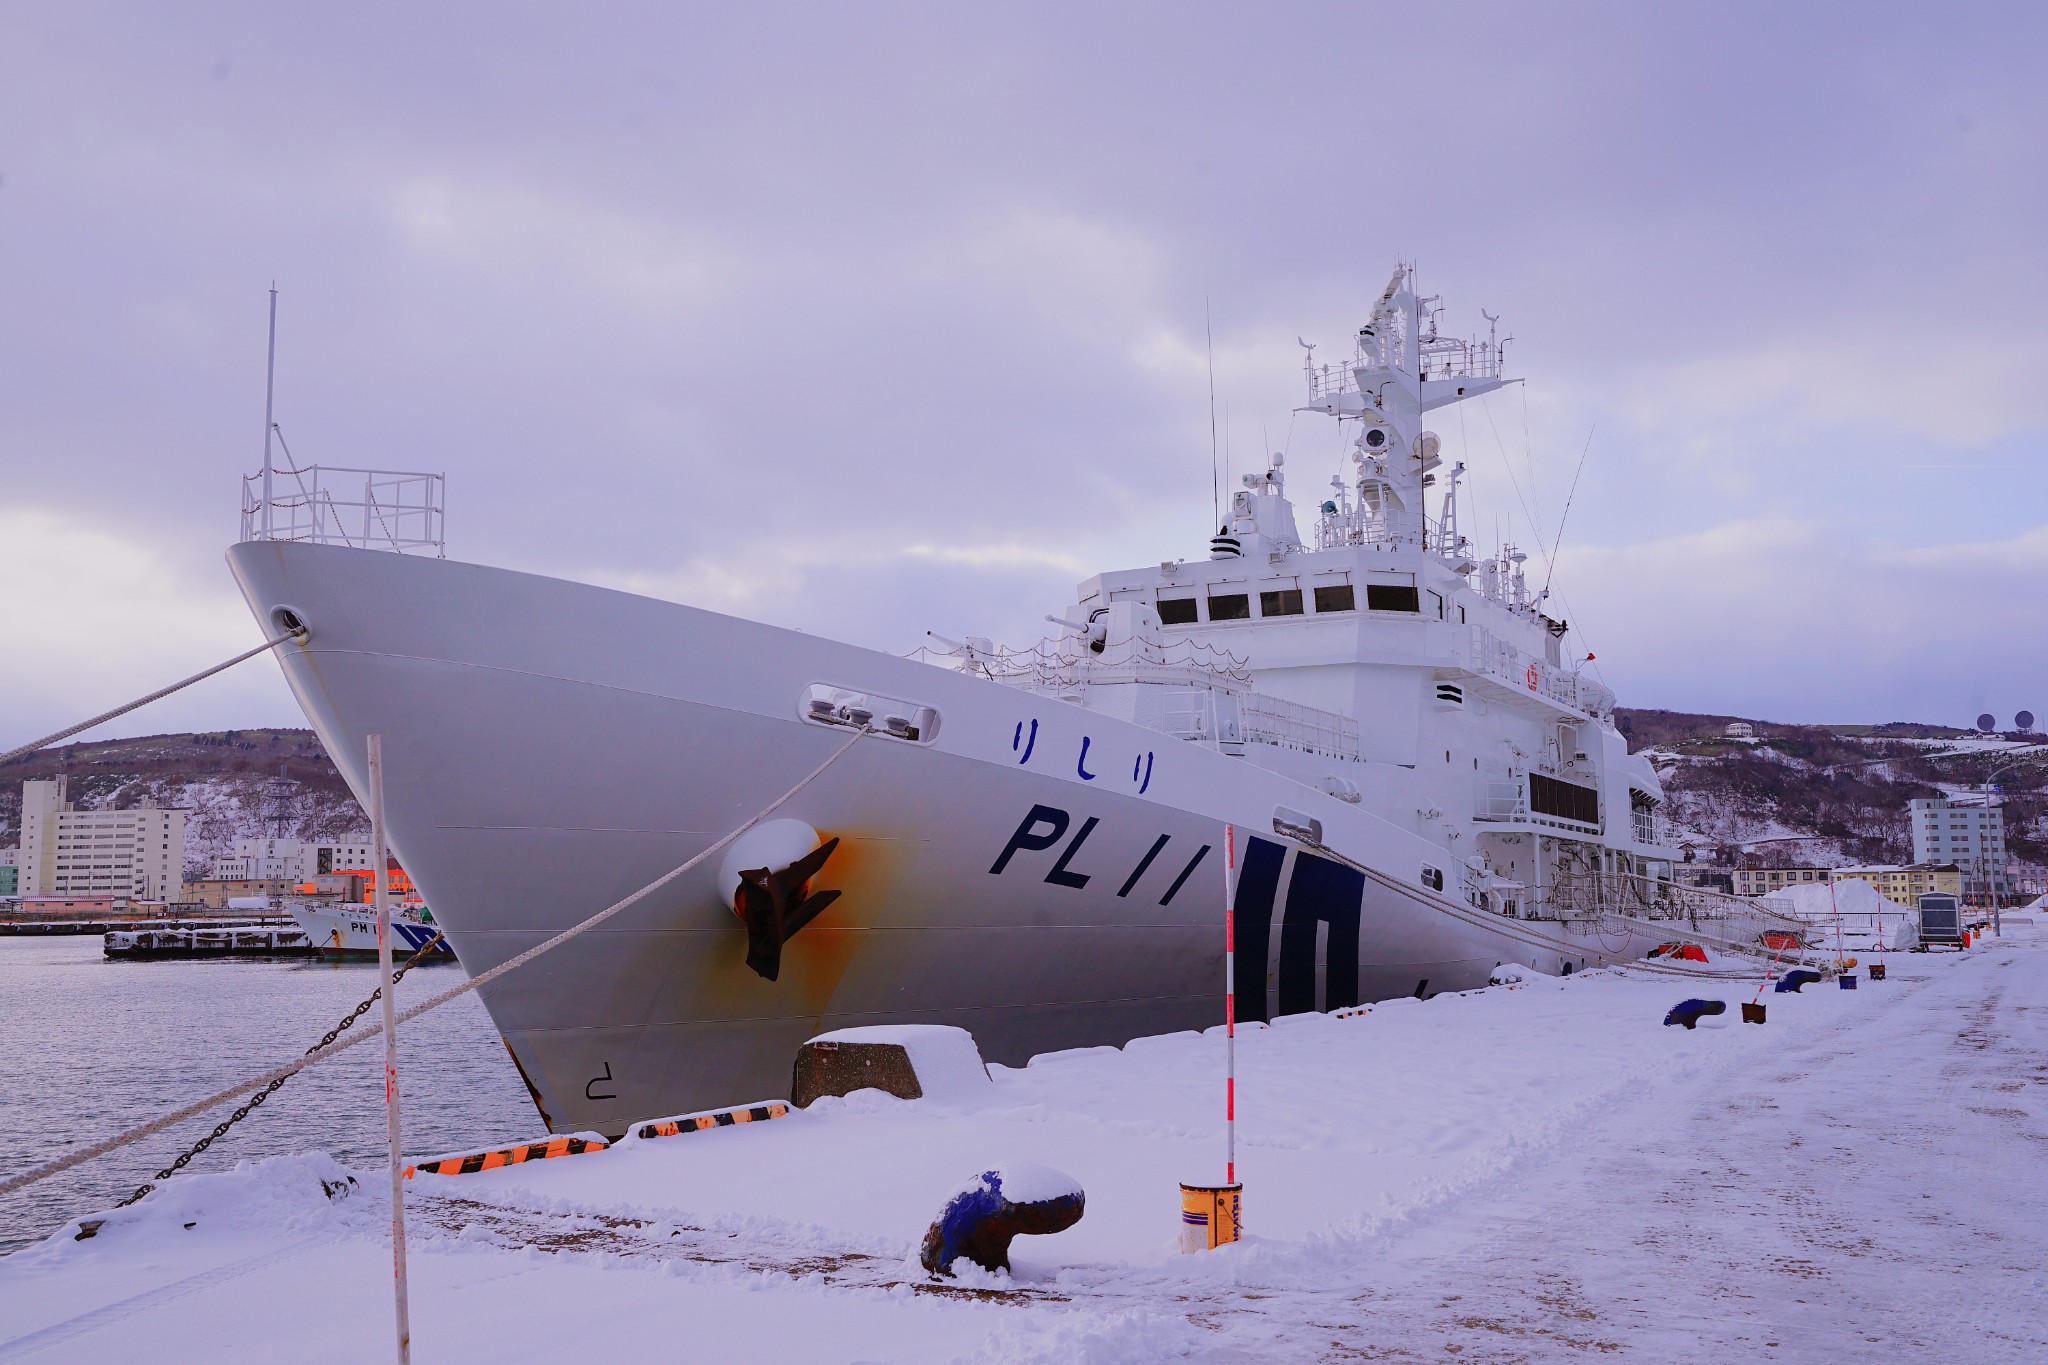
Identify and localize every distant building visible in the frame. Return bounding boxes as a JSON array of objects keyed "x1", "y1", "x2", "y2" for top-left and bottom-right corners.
[
  {"x1": 1724, "y1": 721, "x2": 1756, "y2": 739},
  {"x1": 1831, "y1": 863, "x2": 1961, "y2": 904},
  {"x1": 1732, "y1": 865, "x2": 1833, "y2": 896},
  {"x1": 1909, "y1": 797, "x2": 2010, "y2": 902},
  {"x1": 0, "y1": 848, "x2": 18, "y2": 897},
  {"x1": 16, "y1": 896, "x2": 118, "y2": 916},
  {"x1": 177, "y1": 877, "x2": 301, "y2": 910},
  {"x1": 209, "y1": 834, "x2": 377, "y2": 882},
  {"x1": 16, "y1": 778, "x2": 187, "y2": 902}
]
